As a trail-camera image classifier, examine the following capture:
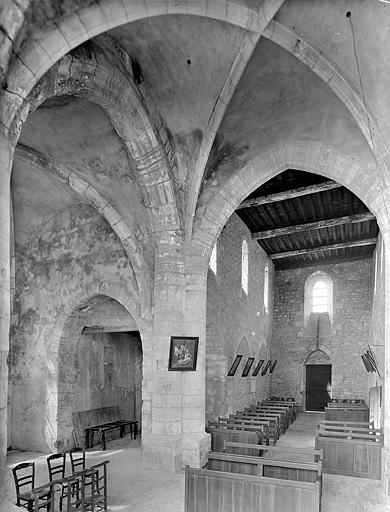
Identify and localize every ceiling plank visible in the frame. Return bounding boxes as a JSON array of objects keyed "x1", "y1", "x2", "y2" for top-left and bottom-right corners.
[
  {"x1": 252, "y1": 212, "x2": 375, "y2": 240},
  {"x1": 237, "y1": 181, "x2": 342, "y2": 209},
  {"x1": 269, "y1": 238, "x2": 377, "y2": 260}
]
